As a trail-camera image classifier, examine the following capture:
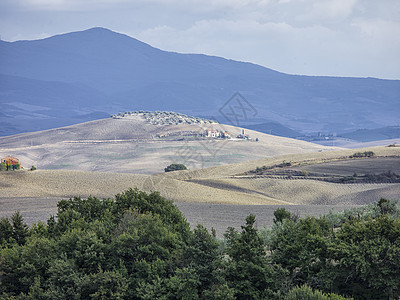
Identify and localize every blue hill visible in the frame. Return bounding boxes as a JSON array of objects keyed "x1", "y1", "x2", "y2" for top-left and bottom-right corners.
[{"x1": 0, "y1": 27, "x2": 399, "y2": 136}]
